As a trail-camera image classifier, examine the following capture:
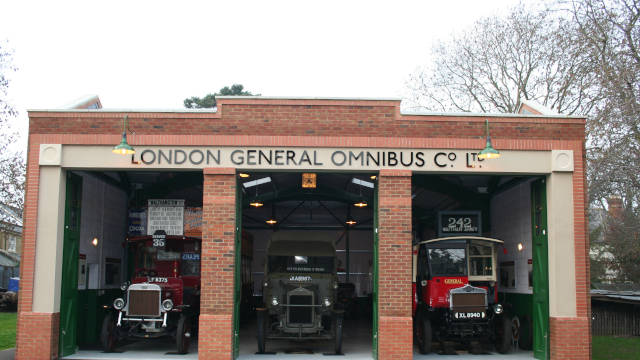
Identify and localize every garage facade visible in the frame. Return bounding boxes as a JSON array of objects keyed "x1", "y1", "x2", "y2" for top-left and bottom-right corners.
[{"x1": 16, "y1": 97, "x2": 590, "y2": 359}]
